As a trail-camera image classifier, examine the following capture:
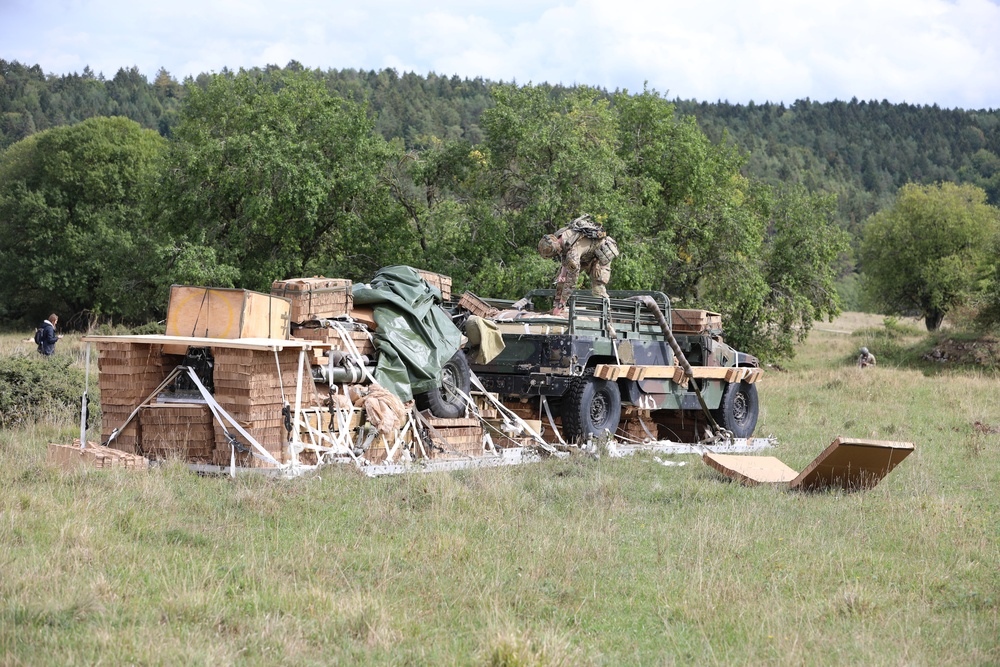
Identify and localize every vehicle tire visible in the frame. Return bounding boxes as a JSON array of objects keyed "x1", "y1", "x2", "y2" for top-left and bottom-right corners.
[
  {"x1": 414, "y1": 350, "x2": 472, "y2": 419},
  {"x1": 711, "y1": 381, "x2": 759, "y2": 438},
  {"x1": 562, "y1": 376, "x2": 622, "y2": 442}
]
